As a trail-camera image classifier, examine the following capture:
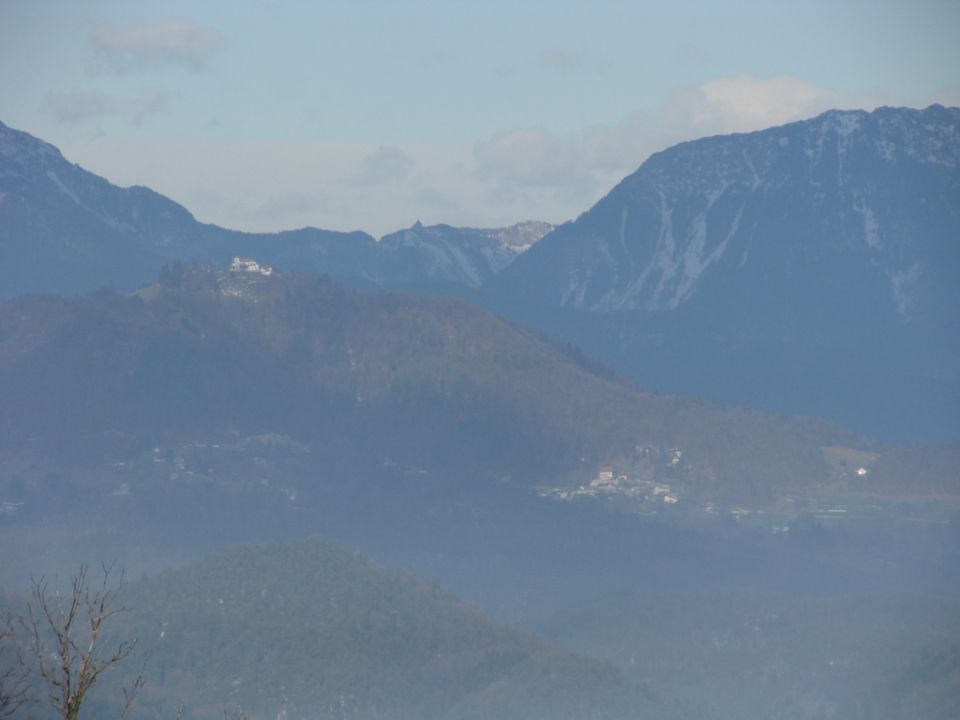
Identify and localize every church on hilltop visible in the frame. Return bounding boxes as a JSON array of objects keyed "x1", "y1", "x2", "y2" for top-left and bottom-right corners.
[{"x1": 230, "y1": 256, "x2": 273, "y2": 276}]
